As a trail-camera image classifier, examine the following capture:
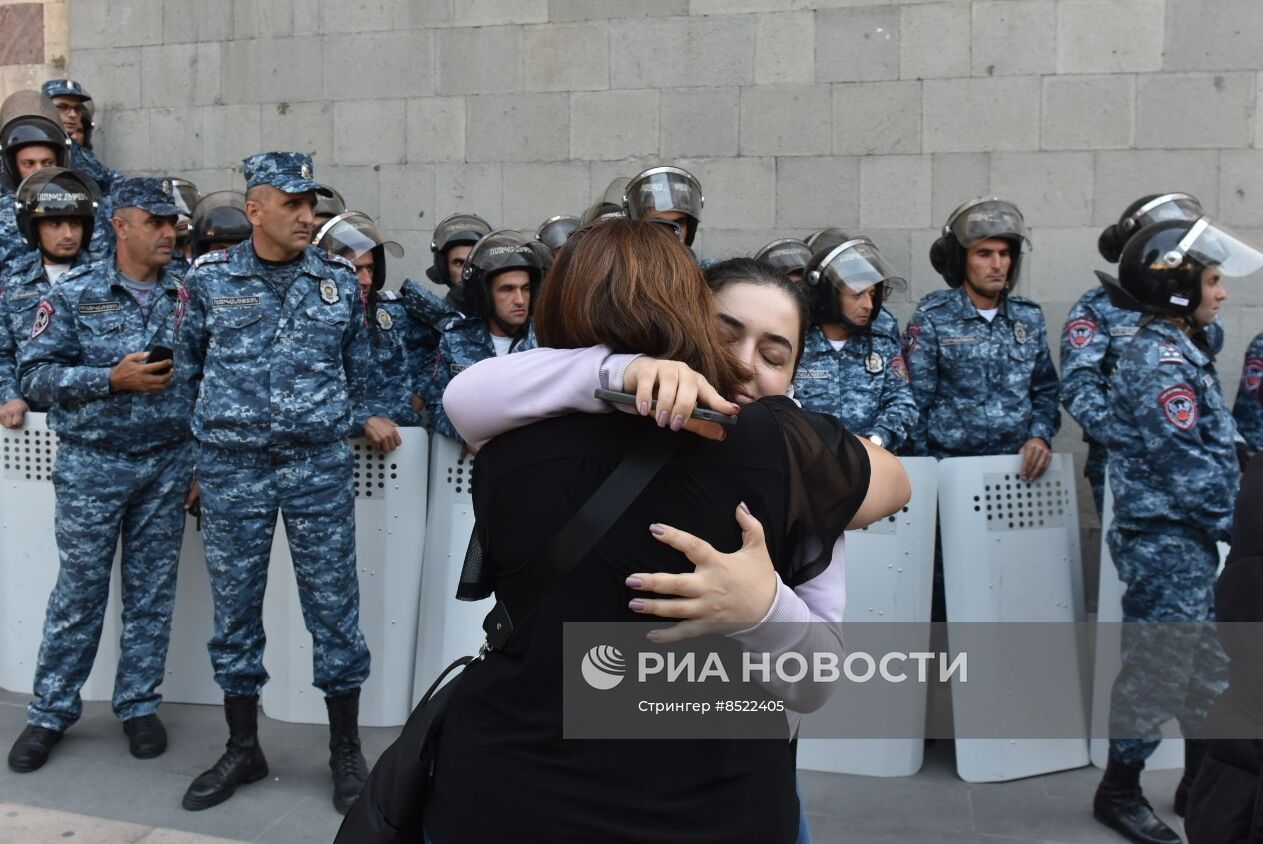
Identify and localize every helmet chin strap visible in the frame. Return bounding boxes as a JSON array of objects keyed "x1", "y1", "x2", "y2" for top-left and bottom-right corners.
[{"x1": 37, "y1": 244, "x2": 81, "y2": 265}]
